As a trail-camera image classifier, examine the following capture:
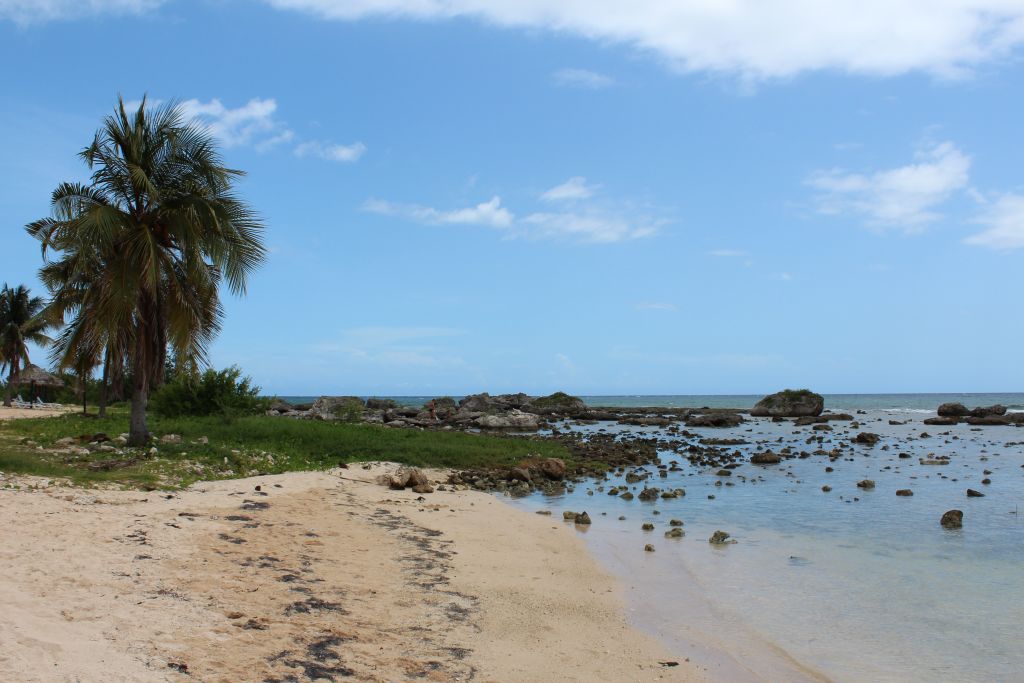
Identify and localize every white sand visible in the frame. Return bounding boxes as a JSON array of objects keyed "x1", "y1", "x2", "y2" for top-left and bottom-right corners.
[{"x1": 0, "y1": 464, "x2": 701, "y2": 682}]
